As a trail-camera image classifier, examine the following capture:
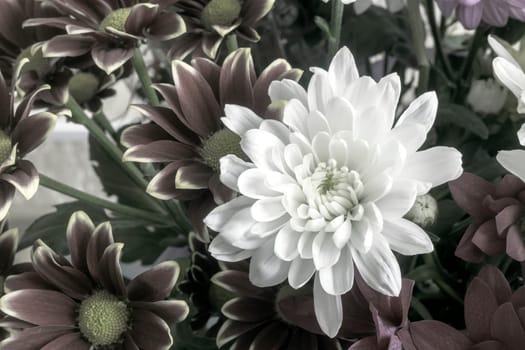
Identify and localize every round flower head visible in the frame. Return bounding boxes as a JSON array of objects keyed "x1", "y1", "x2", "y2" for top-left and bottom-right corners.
[
  {"x1": 436, "y1": 0, "x2": 525, "y2": 29},
  {"x1": 0, "y1": 211, "x2": 189, "y2": 349},
  {"x1": 205, "y1": 46, "x2": 463, "y2": 337},
  {"x1": 169, "y1": 0, "x2": 275, "y2": 59},
  {"x1": 25, "y1": 0, "x2": 186, "y2": 74},
  {"x1": 121, "y1": 47, "x2": 302, "y2": 241}
]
